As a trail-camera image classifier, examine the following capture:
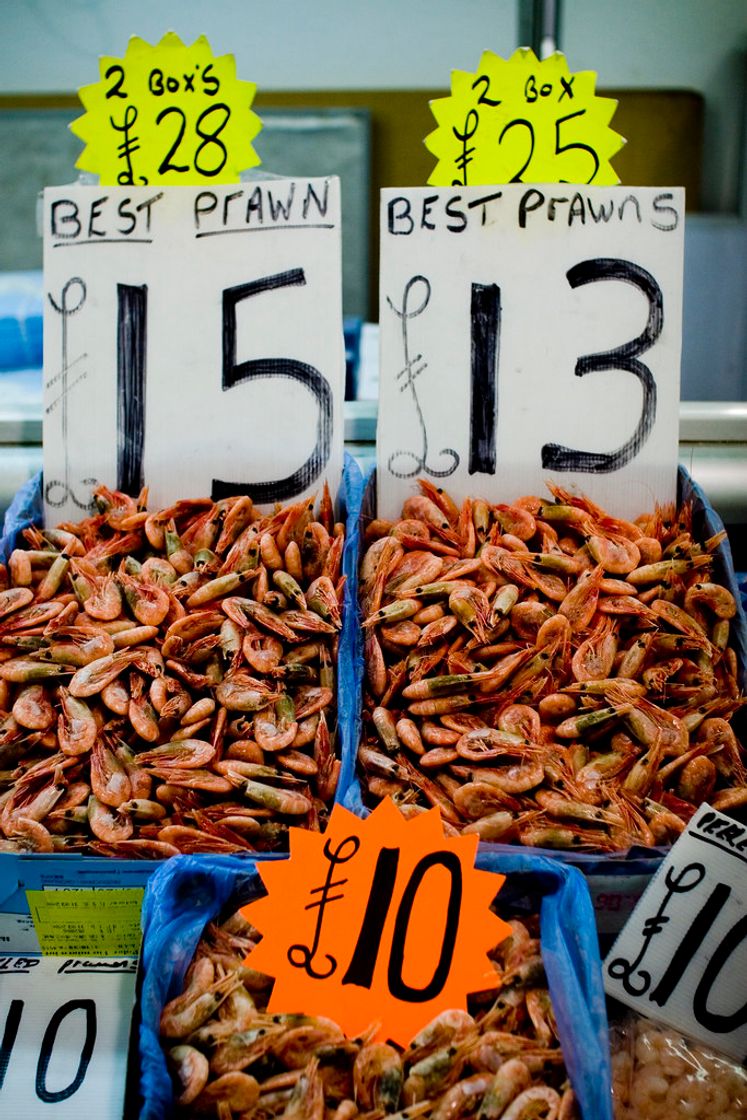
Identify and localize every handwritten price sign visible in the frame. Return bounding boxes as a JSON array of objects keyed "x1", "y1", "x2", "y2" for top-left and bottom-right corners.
[
  {"x1": 0, "y1": 957, "x2": 137, "y2": 1118},
  {"x1": 426, "y1": 48, "x2": 624, "y2": 188},
  {"x1": 378, "y1": 184, "x2": 684, "y2": 520},
  {"x1": 241, "y1": 799, "x2": 510, "y2": 1046},
  {"x1": 604, "y1": 803, "x2": 747, "y2": 1062},
  {"x1": 71, "y1": 33, "x2": 262, "y2": 185},
  {"x1": 42, "y1": 181, "x2": 344, "y2": 523}
]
